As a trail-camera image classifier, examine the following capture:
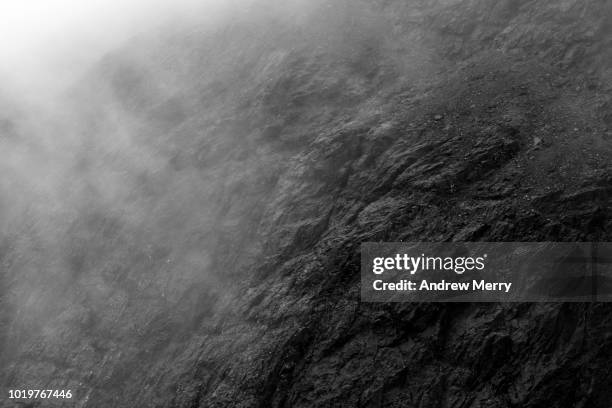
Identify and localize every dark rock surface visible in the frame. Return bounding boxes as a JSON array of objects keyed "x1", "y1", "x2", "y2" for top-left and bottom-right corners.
[{"x1": 2, "y1": 0, "x2": 612, "y2": 407}]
